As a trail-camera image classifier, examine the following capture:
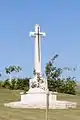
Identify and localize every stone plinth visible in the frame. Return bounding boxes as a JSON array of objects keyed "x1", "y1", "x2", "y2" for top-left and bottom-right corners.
[
  {"x1": 21, "y1": 88, "x2": 56, "y2": 105},
  {"x1": 4, "y1": 88, "x2": 77, "y2": 109}
]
